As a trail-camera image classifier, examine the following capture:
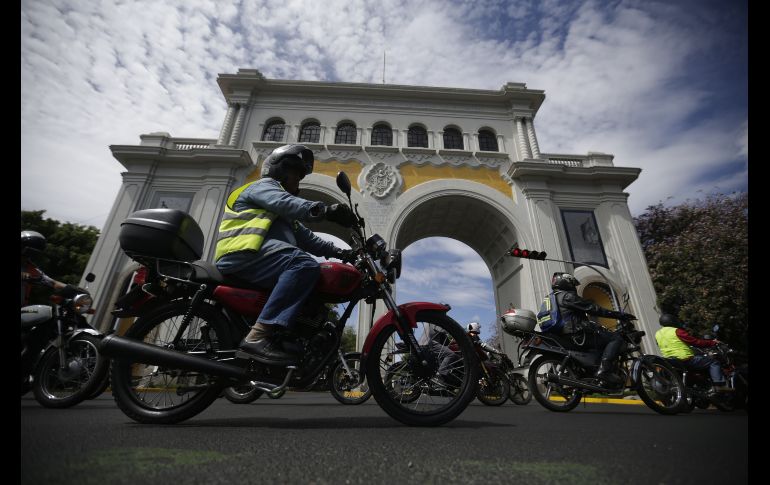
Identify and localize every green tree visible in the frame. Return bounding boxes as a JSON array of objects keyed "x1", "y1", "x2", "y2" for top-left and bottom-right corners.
[
  {"x1": 21, "y1": 210, "x2": 100, "y2": 305},
  {"x1": 634, "y1": 193, "x2": 748, "y2": 356},
  {"x1": 341, "y1": 326, "x2": 357, "y2": 353}
]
